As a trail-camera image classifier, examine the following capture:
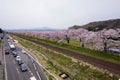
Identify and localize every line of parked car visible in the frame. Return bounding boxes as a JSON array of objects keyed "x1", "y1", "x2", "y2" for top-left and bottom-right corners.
[
  {"x1": 5, "y1": 37, "x2": 28, "y2": 72},
  {"x1": 5, "y1": 36, "x2": 37, "y2": 80},
  {"x1": 12, "y1": 50, "x2": 28, "y2": 72},
  {"x1": 5, "y1": 48, "x2": 28, "y2": 72}
]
